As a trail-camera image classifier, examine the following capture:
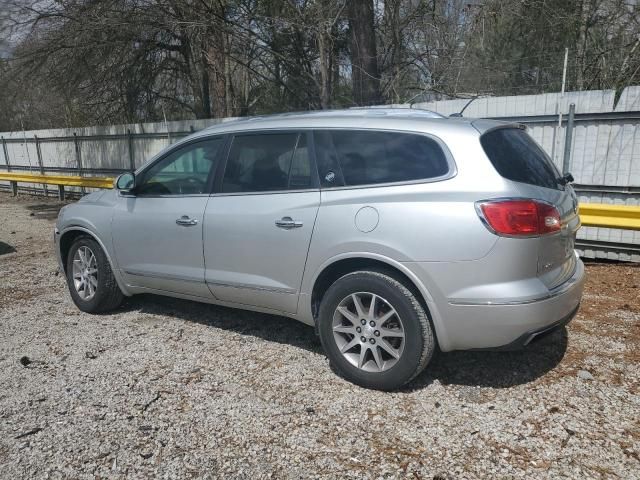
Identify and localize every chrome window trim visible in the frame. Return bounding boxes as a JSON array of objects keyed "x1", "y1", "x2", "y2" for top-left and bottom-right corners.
[
  {"x1": 124, "y1": 126, "x2": 457, "y2": 196},
  {"x1": 210, "y1": 188, "x2": 319, "y2": 198},
  {"x1": 314, "y1": 175, "x2": 454, "y2": 192},
  {"x1": 118, "y1": 192, "x2": 210, "y2": 199}
]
